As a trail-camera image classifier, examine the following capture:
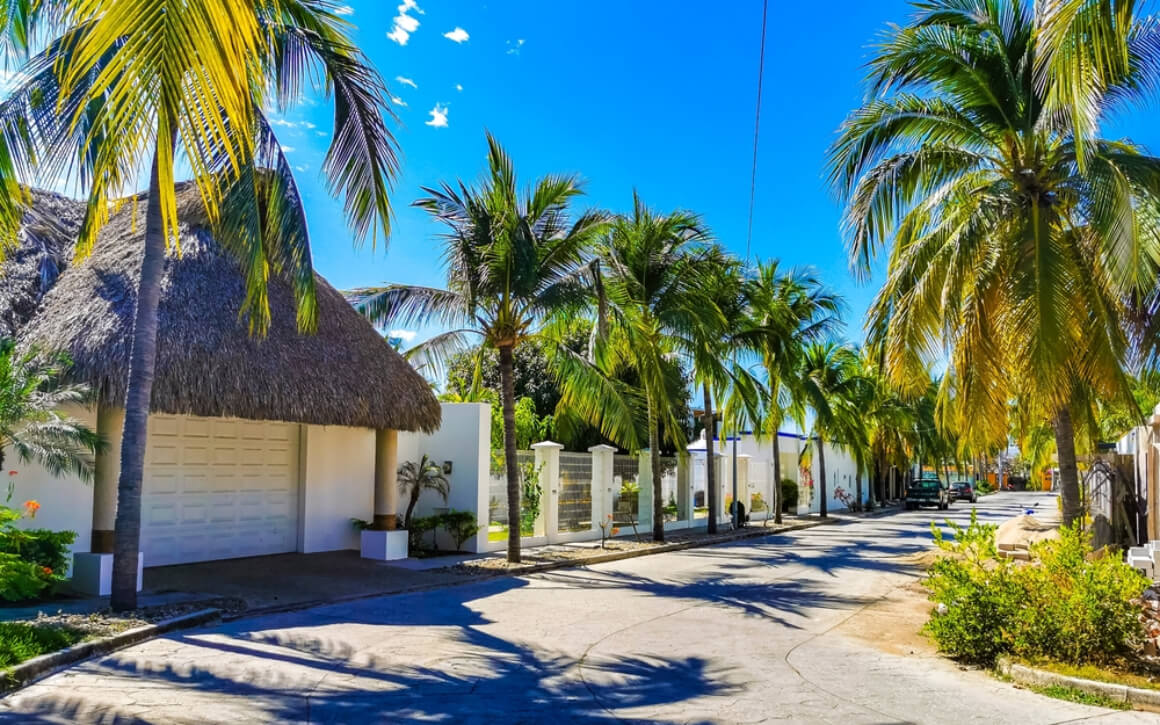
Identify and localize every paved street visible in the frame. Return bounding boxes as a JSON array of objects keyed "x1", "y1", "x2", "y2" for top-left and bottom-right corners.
[{"x1": 3, "y1": 491, "x2": 1156, "y2": 724}]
